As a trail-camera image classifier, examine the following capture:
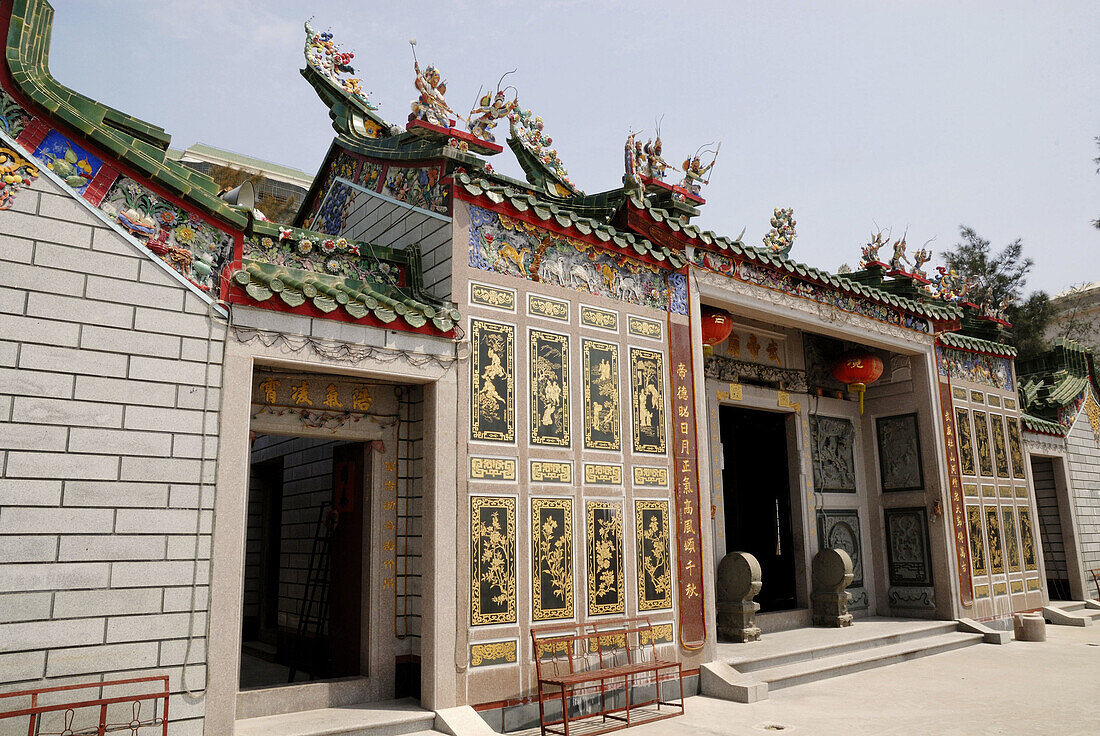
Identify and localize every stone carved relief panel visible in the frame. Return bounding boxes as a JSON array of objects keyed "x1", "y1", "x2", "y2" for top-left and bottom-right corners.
[
  {"x1": 973, "y1": 411, "x2": 994, "y2": 477},
  {"x1": 583, "y1": 340, "x2": 621, "y2": 451},
  {"x1": 810, "y1": 416, "x2": 857, "y2": 493},
  {"x1": 966, "y1": 505, "x2": 987, "y2": 576},
  {"x1": 529, "y1": 329, "x2": 570, "y2": 447},
  {"x1": 1018, "y1": 506, "x2": 1038, "y2": 571},
  {"x1": 585, "y1": 501, "x2": 626, "y2": 616},
  {"x1": 990, "y1": 414, "x2": 1011, "y2": 479},
  {"x1": 884, "y1": 507, "x2": 934, "y2": 586},
  {"x1": 470, "y1": 496, "x2": 517, "y2": 626},
  {"x1": 817, "y1": 509, "x2": 866, "y2": 609},
  {"x1": 532, "y1": 497, "x2": 574, "y2": 621},
  {"x1": 634, "y1": 500, "x2": 672, "y2": 611},
  {"x1": 985, "y1": 506, "x2": 1004, "y2": 575},
  {"x1": 1002, "y1": 507, "x2": 1022, "y2": 573},
  {"x1": 955, "y1": 408, "x2": 976, "y2": 476},
  {"x1": 630, "y1": 348, "x2": 666, "y2": 455},
  {"x1": 470, "y1": 320, "x2": 515, "y2": 443},
  {"x1": 1006, "y1": 417, "x2": 1026, "y2": 480},
  {"x1": 876, "y1": 413, "x2": 923, "y2": 492}
]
